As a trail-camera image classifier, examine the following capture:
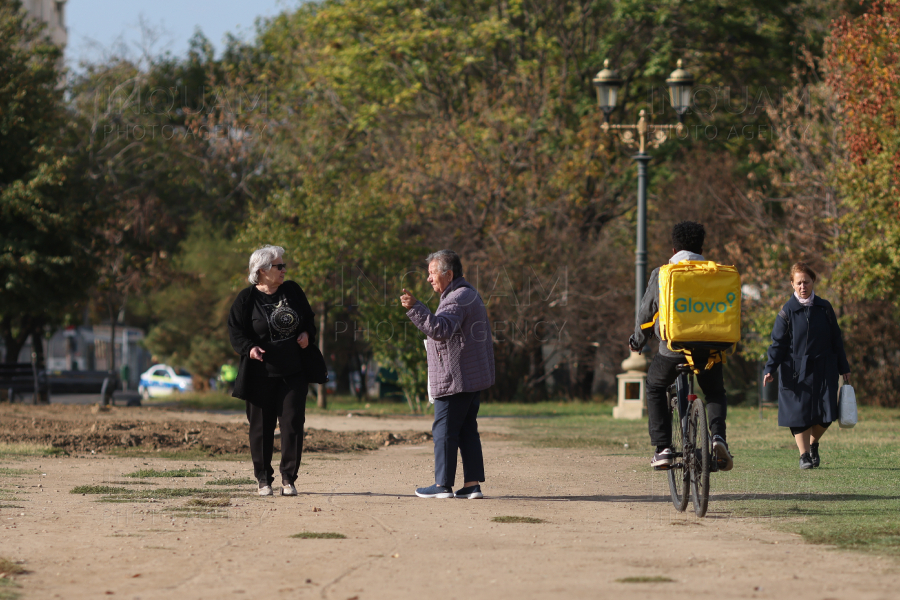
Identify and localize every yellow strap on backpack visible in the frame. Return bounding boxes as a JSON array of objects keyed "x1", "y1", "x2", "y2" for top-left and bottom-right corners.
[{"x1": 640, "y1": 312, "x2": 659, "y2": 330}]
